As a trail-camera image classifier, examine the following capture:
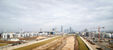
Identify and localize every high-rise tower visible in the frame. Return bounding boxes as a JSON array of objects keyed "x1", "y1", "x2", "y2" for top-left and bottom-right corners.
[
  {"x1": 70, "y1": 27, "x2": 72, "y2": 33},
  {"x1": 61, "y1": 25, "x2": 63, "y2": 32}
]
